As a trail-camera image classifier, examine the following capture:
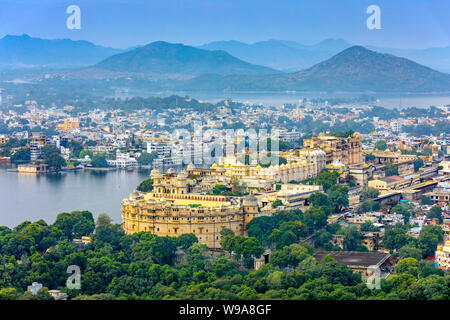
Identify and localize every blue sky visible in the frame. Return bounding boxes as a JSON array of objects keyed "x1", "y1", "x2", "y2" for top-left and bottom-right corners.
[{"x1": 0, "y1": 0, "x2": 449, "y2": 49}]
